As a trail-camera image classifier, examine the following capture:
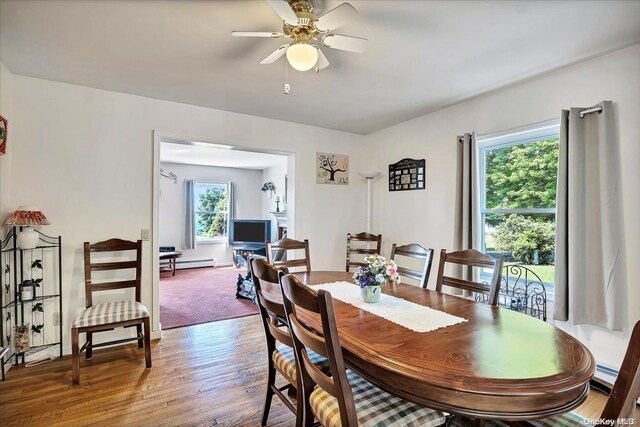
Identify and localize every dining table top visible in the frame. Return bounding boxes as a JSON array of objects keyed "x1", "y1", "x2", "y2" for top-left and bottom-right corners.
[{"x1": 278, "y1": 270, "x2": 596, "y2": 420}]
